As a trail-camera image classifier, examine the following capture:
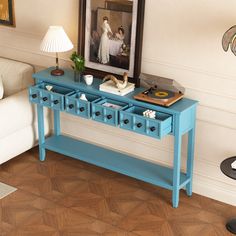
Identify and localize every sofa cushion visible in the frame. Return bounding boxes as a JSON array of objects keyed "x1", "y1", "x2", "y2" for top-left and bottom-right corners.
[
  {"x1": 0, "y1": 115, "x2": 51, "y2": 165},
  {"x1": 0, "y1": 75, "x2": 3, "y2": 99},
  {"x1": 0, "y1": 89, "x2": 50, "y2": 140},
  {"x1": 0, "y1": 90, "x2": 34, "y2": 139},
  {"x1": 0, "y1": 58, "x2": 34, "y2": 97}
]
